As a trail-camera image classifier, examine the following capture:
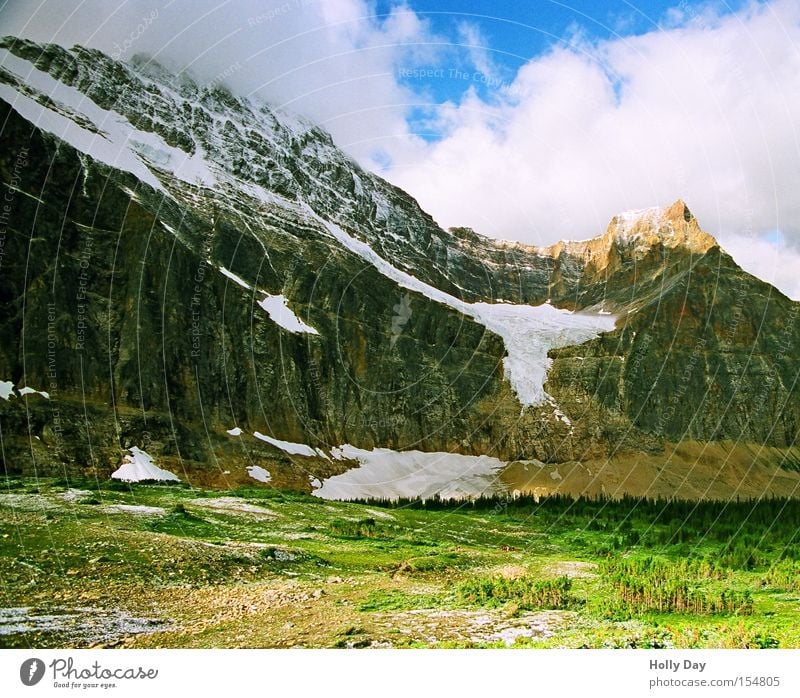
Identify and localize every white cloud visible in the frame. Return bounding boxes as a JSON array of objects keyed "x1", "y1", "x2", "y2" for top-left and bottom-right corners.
[
  {"x1": 378, "y1": 1, "x2": 800, "y2": 299},
  {"x1": 455, "y1": 20, "x2": 501, "y2": 83},
  {"x1": 2, "y1": 0, "x2": 799, "y2": 298},
  {"x1": 721, "y1": 234, "x2": 800, "y2": 301},
  {"x1": 0, "y1": 0, "x2": 435, "y2": 170}
]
